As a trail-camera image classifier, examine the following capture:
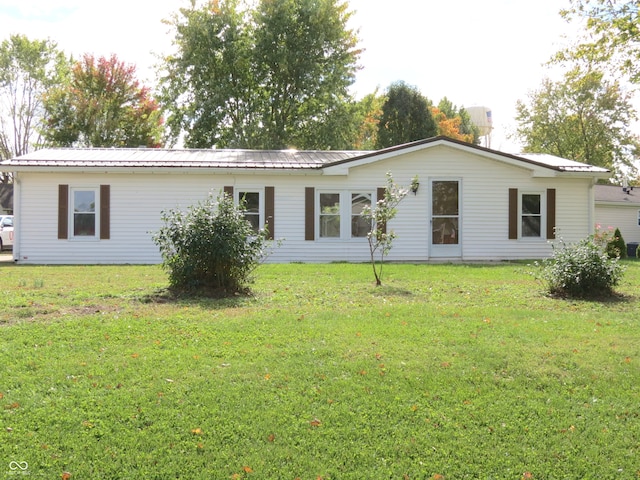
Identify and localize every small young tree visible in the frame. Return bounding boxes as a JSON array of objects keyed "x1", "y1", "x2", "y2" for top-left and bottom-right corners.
[
  {"x1": 607, "y1": 227, "x2": 627, "y2": 259},
  {"x1": 362, "y1": 172, "x2": 418, "y2": 286},
  {"x1": 152, "y1": 191, "x2": 269, "y2": 296}
]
